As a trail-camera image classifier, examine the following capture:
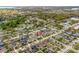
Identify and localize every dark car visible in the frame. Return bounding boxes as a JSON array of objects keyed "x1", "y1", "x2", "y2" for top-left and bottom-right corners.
[{"x1": 0, "y1": 42, "x2": 3, "y2": 48}]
